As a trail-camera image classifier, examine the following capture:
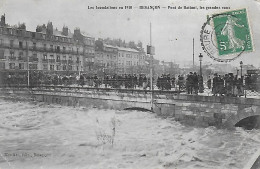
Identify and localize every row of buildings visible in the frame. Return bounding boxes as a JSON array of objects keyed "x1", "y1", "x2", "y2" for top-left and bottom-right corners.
[{"x1": 0, "y1": 14, "x2": 148, "y2": 75}]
